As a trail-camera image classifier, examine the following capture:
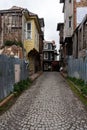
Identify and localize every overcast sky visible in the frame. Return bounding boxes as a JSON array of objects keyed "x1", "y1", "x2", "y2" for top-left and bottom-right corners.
[{"x1": 0, "y1": 0, "x2": 64, "y2": 50}]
